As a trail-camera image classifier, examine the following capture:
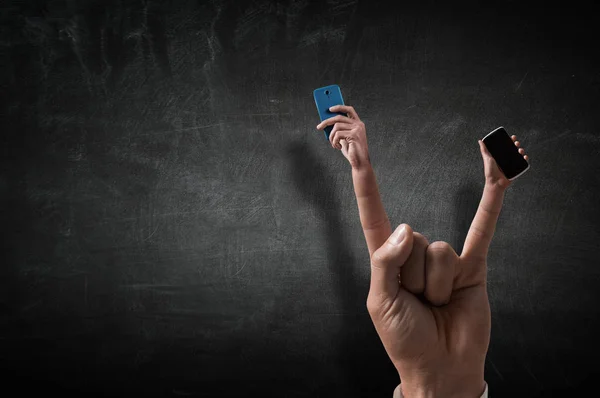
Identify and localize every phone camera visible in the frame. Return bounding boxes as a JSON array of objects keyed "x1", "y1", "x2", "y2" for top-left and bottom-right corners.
[{"x1": 325, "y1": 90, "x2": 330, "y2": 95}]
